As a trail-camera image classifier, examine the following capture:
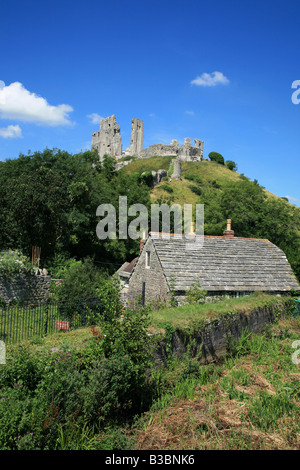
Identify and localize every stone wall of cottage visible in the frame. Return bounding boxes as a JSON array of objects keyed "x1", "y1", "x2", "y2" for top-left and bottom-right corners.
[
  {"x1": 0, "y1": 272, "x2": 51, "y2": 305},
  {"x1": 127, "y1": 237, "x2": 169, "y2": 307}
]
